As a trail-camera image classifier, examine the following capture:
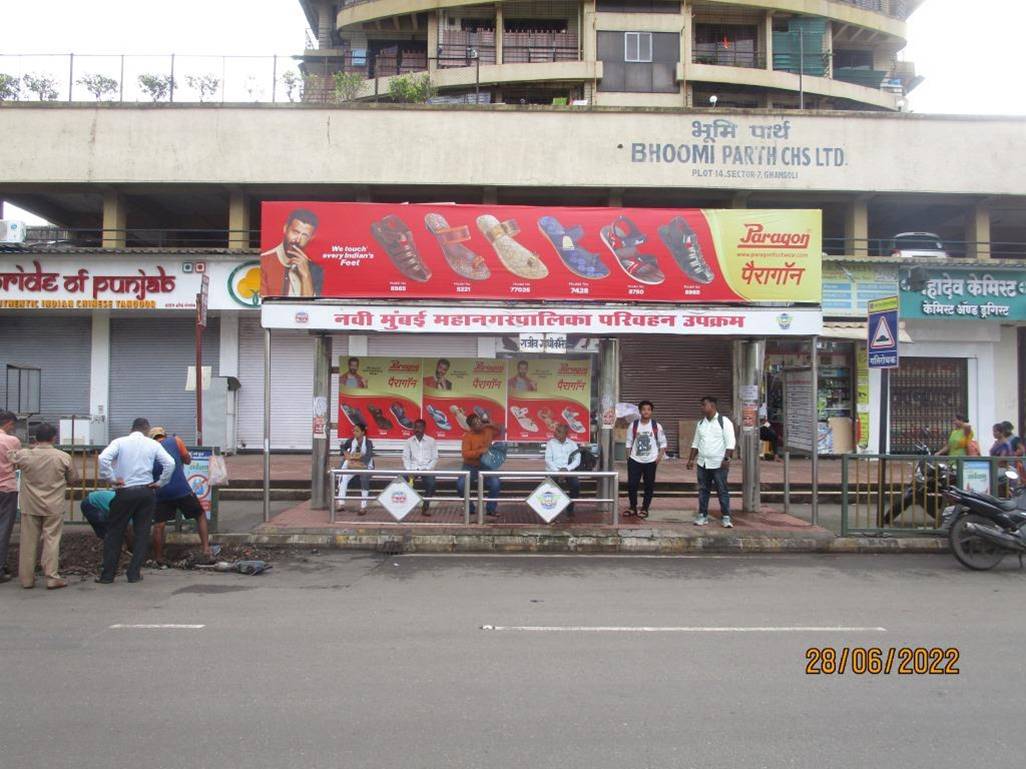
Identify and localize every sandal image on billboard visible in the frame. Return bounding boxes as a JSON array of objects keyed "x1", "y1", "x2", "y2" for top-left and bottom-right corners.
[
  {"x1": 342, "y1": 404, "x2": 366, "y2": 428},
  {"x1": 510, "y1": 407, "x2": 540, "y2": 433},
  {"x1": 390, "y1": 403, "x2": 415, "y2": 430},
  {"x1": 599, "y1": 216, "x2": 665, "y2": 286},
  {"x1": 449, "y1": 405, "x2": 471, "y2": 431},
  {"x1": 561, "y1": 408, "x2": 586, "y2": 434},
  {"x1": 537, "y1": 408, "x2": 561, "y2": 433},
  {"x1": 658, "y1": 216, "x2": 715, "y2": 285},
  {"x1": 537, "y1": 216, "x2": 610, "y2": 279},
  {"x1": 368, "y1": 406, "x2": 394, "y2": 431},
  {"x1": 371, "y1": 214, "x2": 433, "y2": 282},
  {"x1": 426, "y1": 404, "x2": 452, "y2": 432},
  {"x1": 424, "y1": 213, "x2": 491, "y2": 281},
  {"x1": 476, "y1": 215, "x2": 549, "y2": 280}
]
